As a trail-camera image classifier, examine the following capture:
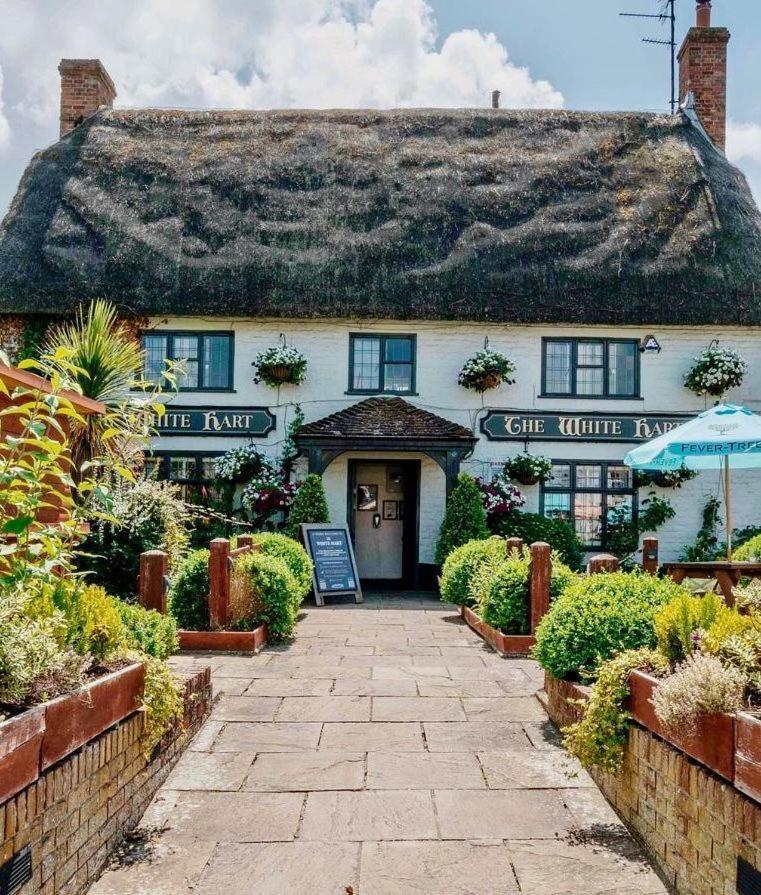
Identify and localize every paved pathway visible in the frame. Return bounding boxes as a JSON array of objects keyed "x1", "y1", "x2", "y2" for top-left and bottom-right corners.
[{"x1": 90, "y1": 594, "x2": 668, "y2": 895}]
